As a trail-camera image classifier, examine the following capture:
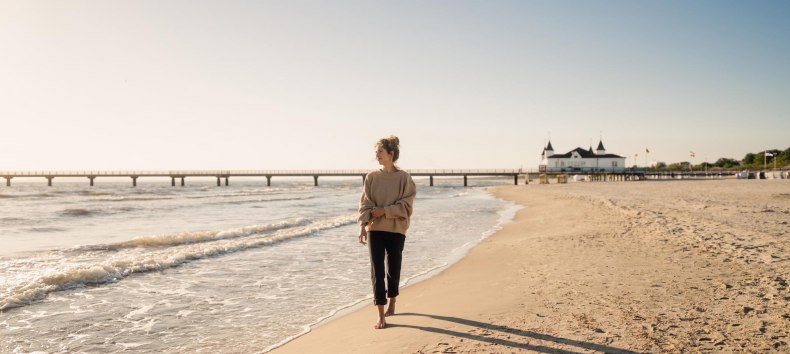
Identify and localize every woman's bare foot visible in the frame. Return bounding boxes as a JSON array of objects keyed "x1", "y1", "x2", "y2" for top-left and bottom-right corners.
[
  {"x1": 374, "y1": 304, "x2": 387, "y2": 329},
  {"x1": 374, "y1": 316, "x2": 387, "y2": 329},
  {"x1": 384, "y1": 297, "x2": 396, "y2": 317}
]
